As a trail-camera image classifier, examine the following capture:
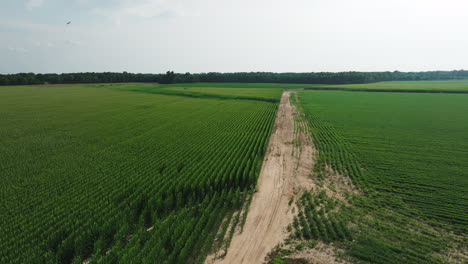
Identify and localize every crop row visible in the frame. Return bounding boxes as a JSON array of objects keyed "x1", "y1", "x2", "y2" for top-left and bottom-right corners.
[
  {"x1": 0, "y1": 87, "x2": 279, "y2": 264},
  {"x1": 292, "y1": 191, "x2": 352, "y2": 243},
  {"x1": 295, "y1": 91, "x2": 462, "y2": 264}
]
